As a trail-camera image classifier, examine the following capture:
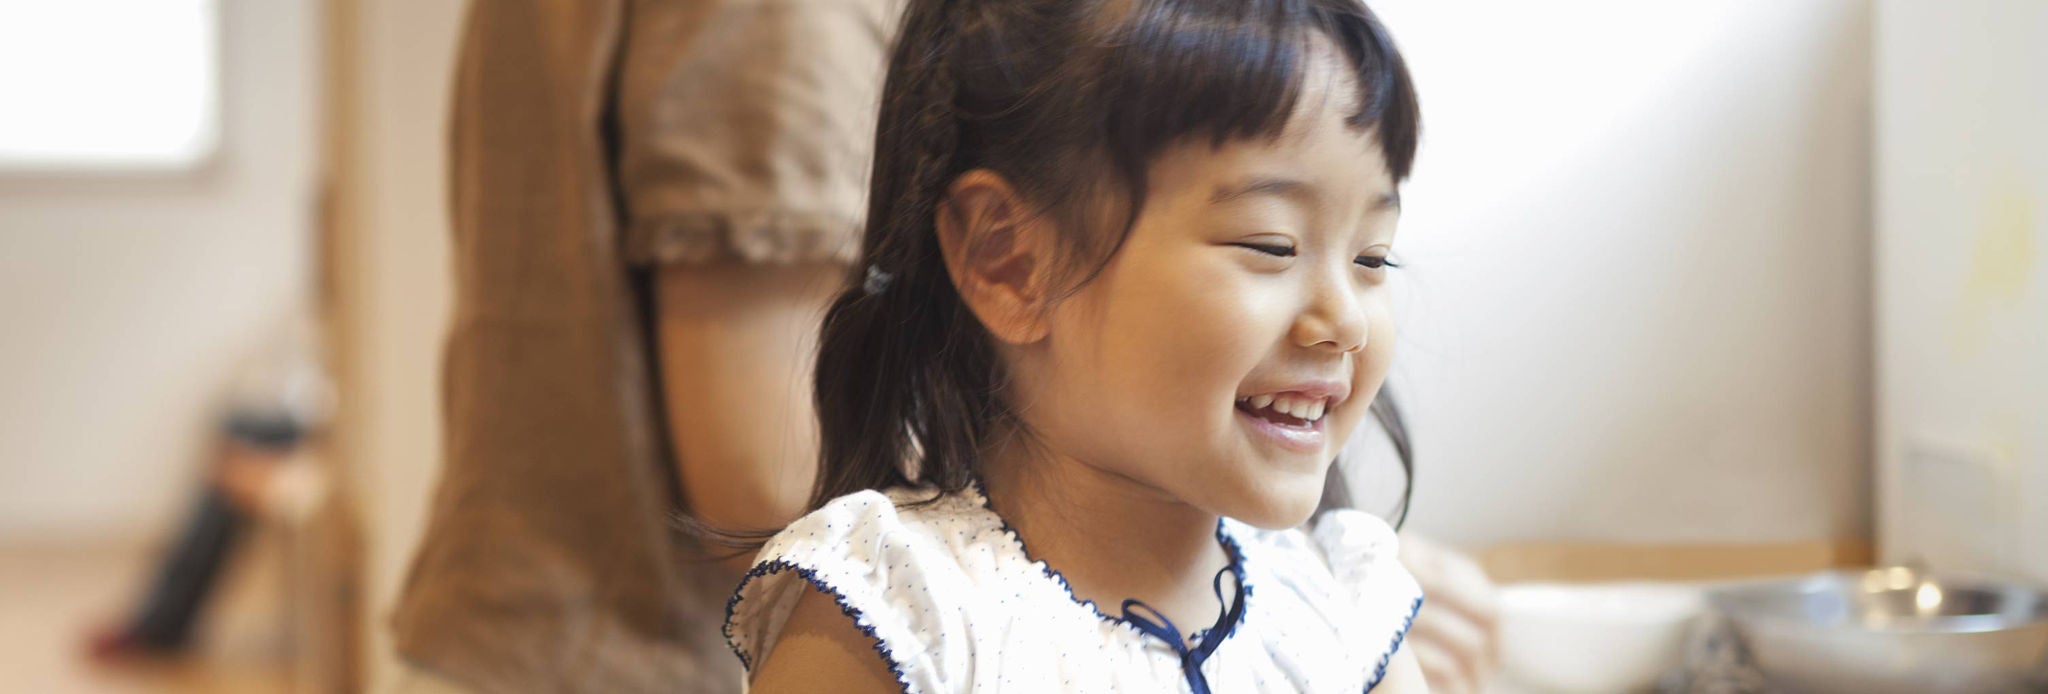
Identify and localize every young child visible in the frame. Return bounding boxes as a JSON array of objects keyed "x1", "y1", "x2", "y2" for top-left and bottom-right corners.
[{"x1": 724, "y1": 0, "x2": 1428, "y2": 691}]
